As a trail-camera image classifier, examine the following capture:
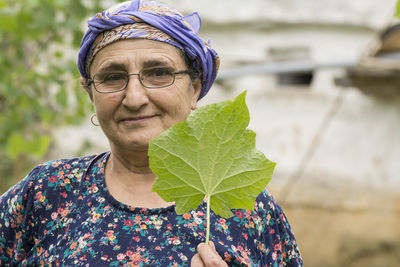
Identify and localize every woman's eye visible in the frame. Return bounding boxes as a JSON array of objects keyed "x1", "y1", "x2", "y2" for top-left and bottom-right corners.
[
  {"x1": 144, "y1": 68, "x2": 172, "y2": 78},
  {"x1": 103, "y1": 73, "x2": 125, "y2": 81}
]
